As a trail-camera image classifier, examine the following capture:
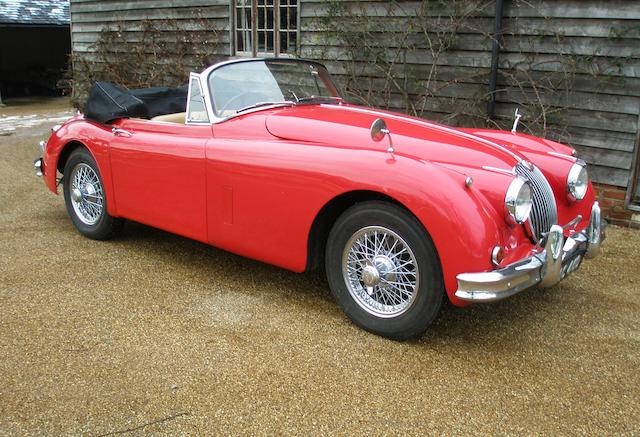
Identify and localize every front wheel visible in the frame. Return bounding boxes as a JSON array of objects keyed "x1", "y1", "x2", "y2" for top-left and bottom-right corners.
[
  {"x1": 63, "y1": 147, "x2": 123, "y2": 240},
  {"x1": 325, "y1": 201, "x2": 444, "y2": 340}
]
